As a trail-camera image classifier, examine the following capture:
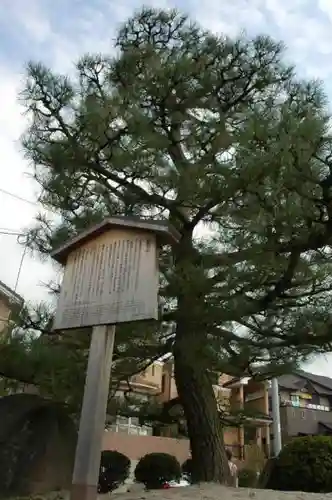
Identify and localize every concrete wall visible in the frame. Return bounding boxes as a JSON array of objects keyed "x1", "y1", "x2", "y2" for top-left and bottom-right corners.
[
  {"x1": 103, "y1": 427, "x2": 244, "y2": 464},
  {"x1": 280, "y1": 404, "x2": 332, "y2": 439},
  {"x1": 244, "y1": 380, "x2": 269, "y2": 415},
  {"x1": 103, "y1": 430, "x2": 190, "y2": 463},
  {"x1": 245, "y1": 395, "x2": 267, "y2": 414},
  {"x1": 103, "y1": 428, "x2": 246, "y2": 488}
]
